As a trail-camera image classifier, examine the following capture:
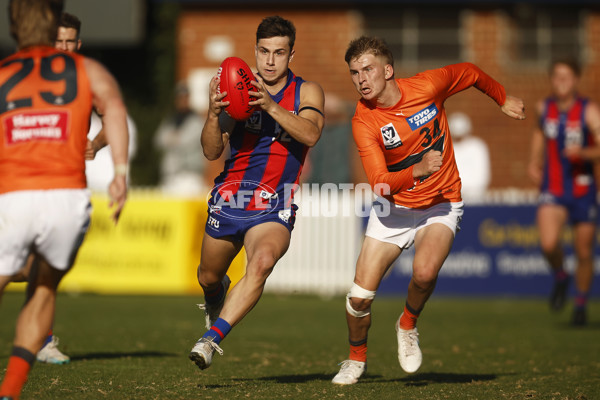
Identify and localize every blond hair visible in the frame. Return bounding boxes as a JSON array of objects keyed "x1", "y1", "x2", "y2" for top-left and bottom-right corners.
[
  {"x1": 345, "y1": 36, "x2": 394, "y2": 67},
  {"x1": 9, "y1": 0, "x2": 63, "y2": 48}
]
